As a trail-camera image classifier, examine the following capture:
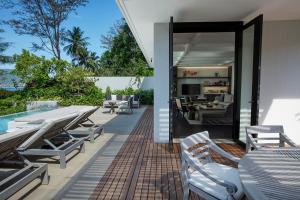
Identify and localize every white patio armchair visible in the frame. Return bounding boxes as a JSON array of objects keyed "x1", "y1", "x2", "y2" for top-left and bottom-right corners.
[
  {"x1": 116, "y1": 97, "x2": 133, "y2": 114},
  {"x1": 180, "y1": 131, "x2": 244, "y2": 200},
  {"x1": 246, "y1": 125, "x2": 297, "y2": 152}
]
